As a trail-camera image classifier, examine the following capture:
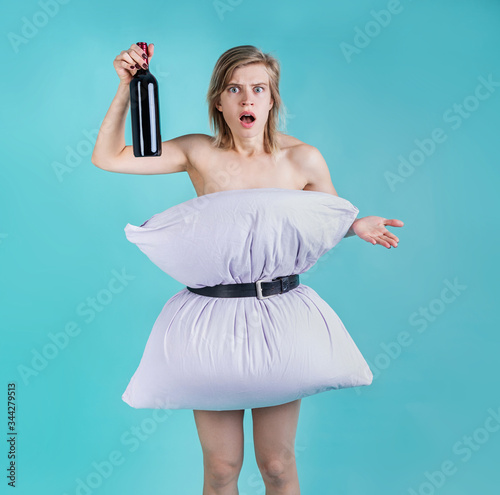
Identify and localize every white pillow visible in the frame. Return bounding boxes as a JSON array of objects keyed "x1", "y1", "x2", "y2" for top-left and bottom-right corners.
[
  {"x1": 122, "y1": 188, "x2": 373, "y2": 410},
  {"x1": 124, "y1": 187, "x2": 360, "y2": 287}
]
